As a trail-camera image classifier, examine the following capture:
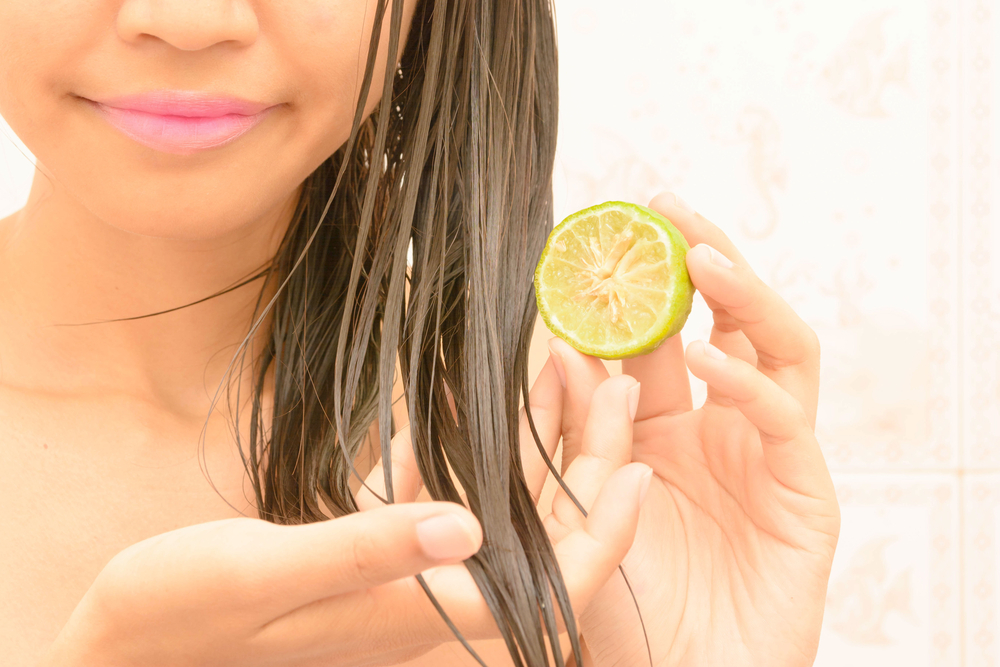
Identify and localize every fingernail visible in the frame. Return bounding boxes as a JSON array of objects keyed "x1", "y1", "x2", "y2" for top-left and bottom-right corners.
[
  {"x1": 547, "y1": 338, "x2": 567, "y2": 388},
  {"x1": 670, "y1": 192, "x2": 696, "y2": 214},
  {"x1": 702, "y1": 340, "x2": 727, "y2": 361},
  {"x1": 639, "y1": 467, "x2": 653, "y2": 504},
  {"x1": 705, "y1": 244, "x2": 734, "y2": 269},
  {"x1": 626, "y1": 382, "x2": 641, "y2": 421},
  {"x1": 416, "y1": 514, "x2": 479, "y2": 561}
]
